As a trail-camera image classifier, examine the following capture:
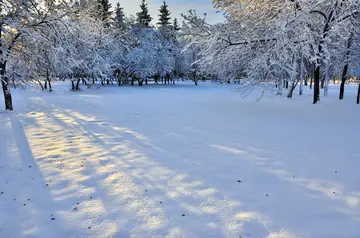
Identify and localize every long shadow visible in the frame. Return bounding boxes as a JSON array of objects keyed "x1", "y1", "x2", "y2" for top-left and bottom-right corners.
[
  {"x1": 47, "y1": 107, "x2": 236, "y2": 237},
  {"x1": 0, "y1": 113, "x2": 74, "y2": 237},
  {"x1": 8, "y1": 92, "x2": 360, "y2": 237},
  {"x1": 46, "y1": 106, "x2": 294, "y2": 237},
  {"x1": 49, "y1": 102, "x2": 360, "y2": 237}
]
